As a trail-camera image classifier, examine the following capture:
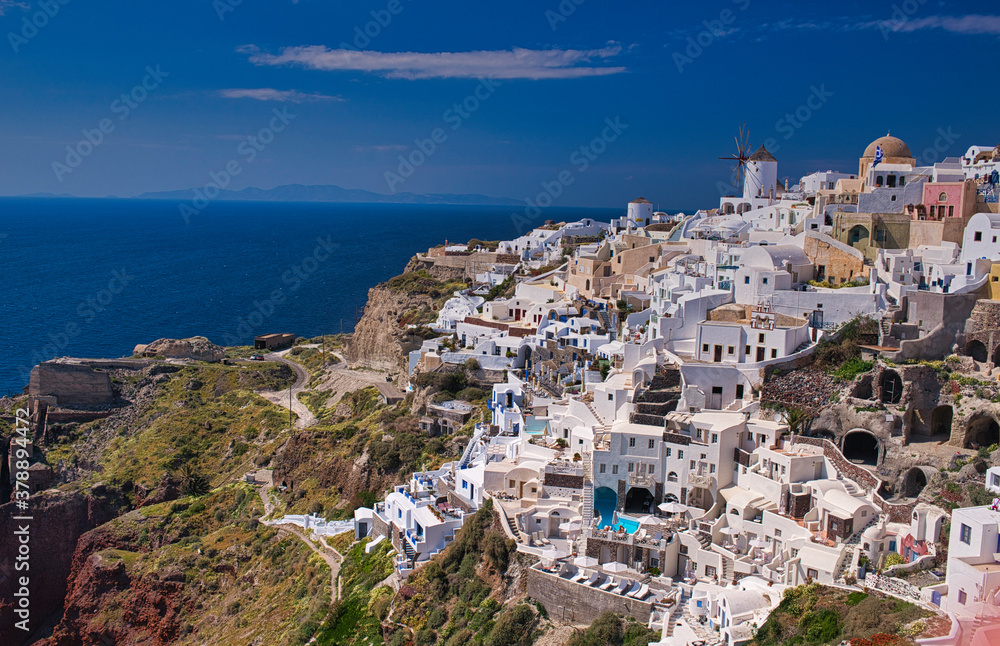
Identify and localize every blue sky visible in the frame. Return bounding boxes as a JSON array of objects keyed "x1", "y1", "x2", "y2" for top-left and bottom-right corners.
[{"x1": 1, "y1": 0, "x2": 998, "y2": 209}]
